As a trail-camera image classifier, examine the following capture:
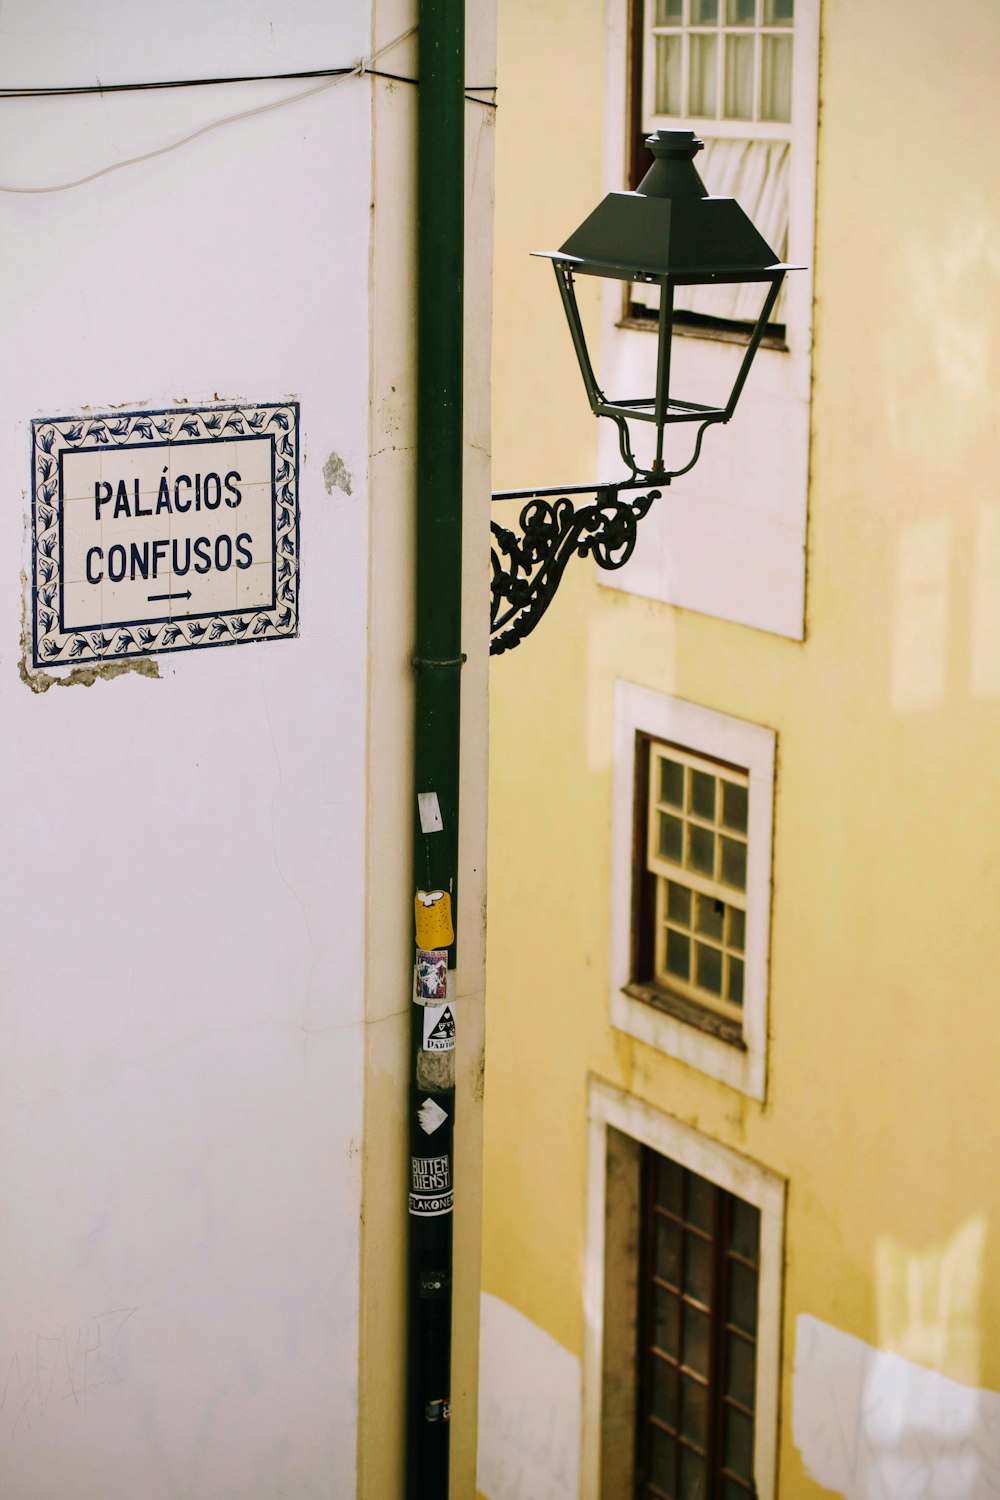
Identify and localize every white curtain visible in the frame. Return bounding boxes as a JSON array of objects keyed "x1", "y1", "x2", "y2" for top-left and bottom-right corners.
[
  {"x1": 675, "y1": 136, "x2": 790, "y2": 324},
  {"x1": 632, "y1": 137, "x2": 790, "y2": 326}
]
